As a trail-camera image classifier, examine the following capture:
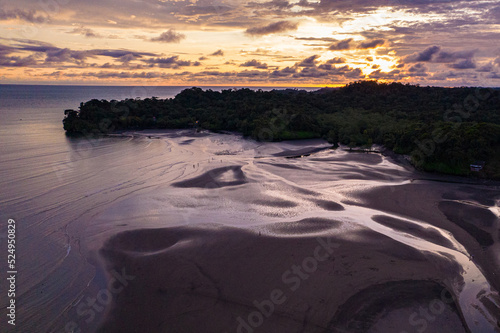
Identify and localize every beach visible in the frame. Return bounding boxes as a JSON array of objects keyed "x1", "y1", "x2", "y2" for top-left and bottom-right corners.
[{"x1": 79, "y1": 130, "x2": 500, "y2": 332}]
